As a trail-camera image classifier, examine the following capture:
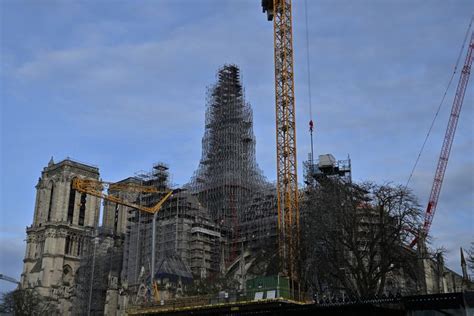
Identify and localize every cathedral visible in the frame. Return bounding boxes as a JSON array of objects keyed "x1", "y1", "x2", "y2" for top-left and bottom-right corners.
[
  {"x1": 21, "y1": 158, "x2": 101, "y2": 312},
  {"x1": 19, "y1": 66, "x2": 472, "y2": 315}
]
